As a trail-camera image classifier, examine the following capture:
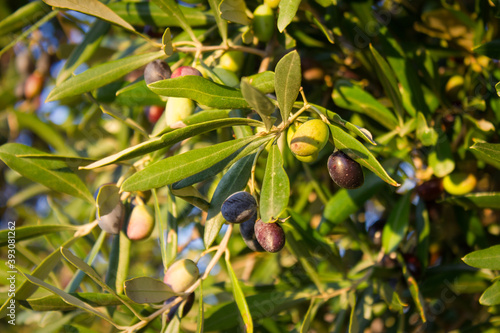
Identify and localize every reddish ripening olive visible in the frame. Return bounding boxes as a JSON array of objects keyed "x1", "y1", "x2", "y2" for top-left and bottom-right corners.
[
  {"x1": 171, "y1": 66, "x2": 203, "y2": 78},
  {"x1": 147, "y1": 105, "x2": 165, "y2": 124},
  {"x1": 24, "y1": 71, "x2": 44, "y2": 99},
  {"x1": 239, "y1": 213, "x2": 264, "y2": 252},
  {"x1": 416, "y1": 178, "x2": 443, "y2": 202},
  {"x1": 327, "y1": 151, "x2": 364, "y2": 189},
  {"x1": 144, "y1": 60, "x2": 171, "y2": 85},
  {"x1": 254, "y1": 219, "x2": 286, "y2": 253},
  {"x1": 221, "y1": 191, "x2": 257, "y2": 224},
  {"x1": 97, "y1": 201, "x2": 125, "y2": 235},
  {"x1": 253, "y1": 4, "x2": 274, "y2": 43},
  {"x1": 126, "y1": 204, "x2": 155, "y2": 241},
  {"x1": 167, "y1": 292, "x2": 195, "y2": 320},
  {"x1": 163, "y1": 259, "x2": 199, "y2": 293}
]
